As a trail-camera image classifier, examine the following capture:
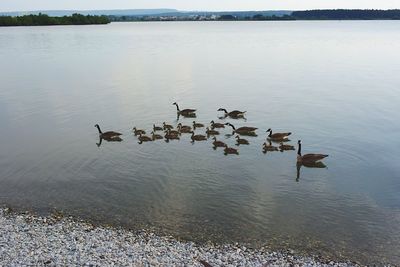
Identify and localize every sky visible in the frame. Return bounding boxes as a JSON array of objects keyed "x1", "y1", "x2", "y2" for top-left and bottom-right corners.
[{"x1": 0, "y1": 0, "x2": 399, "y2": 12}]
